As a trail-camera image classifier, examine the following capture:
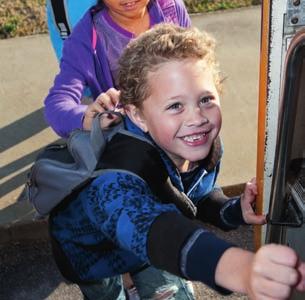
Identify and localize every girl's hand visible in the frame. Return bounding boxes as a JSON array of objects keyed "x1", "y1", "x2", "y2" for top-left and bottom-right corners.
[
  {"x1": 248, "y1": 244, "x2": 305, "y2": 299},
  {"x1": 241, "y1": 177, "x2": 266, "y2": 225},
  {"x1": 83, "y1": 88, "x2": 121, "y2": 130},
  {"x1": 215, "y1": 245, "x2": 305, "y2": 298}
]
